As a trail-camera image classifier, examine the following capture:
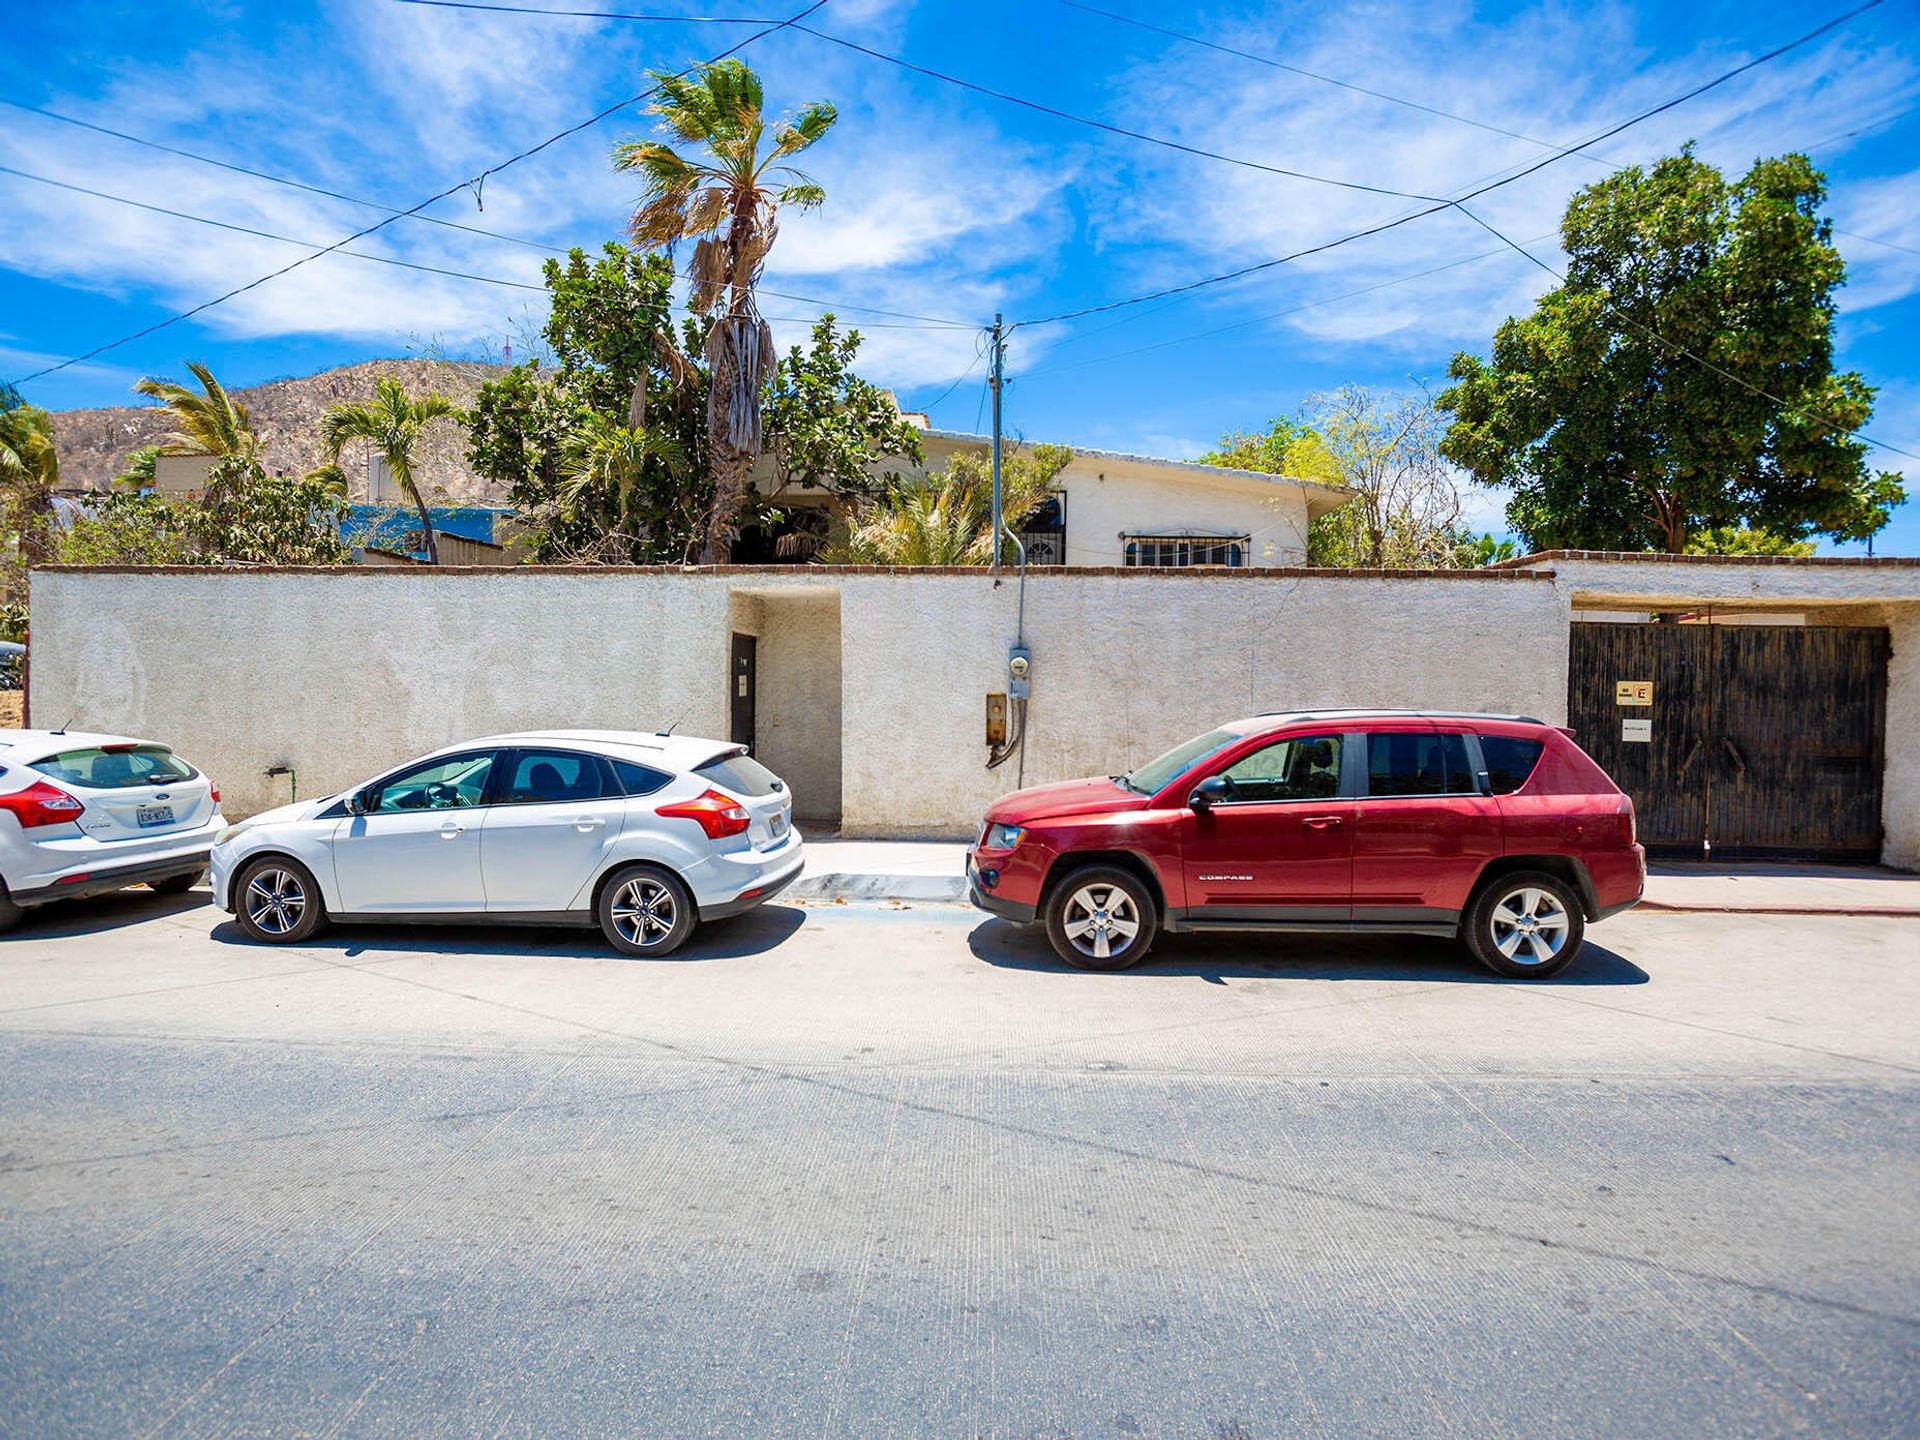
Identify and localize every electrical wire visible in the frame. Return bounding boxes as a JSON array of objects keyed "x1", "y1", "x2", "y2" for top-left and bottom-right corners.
[
  {"x1": 918, "y1": 330, "x2": 991, "y2": 412},
  {"x1": 1015, "y1": 0, "x2": 1886, "y2": 328},
  {"x1": 383, "y1": 0, "x2": 1451, "y2": 200},
  {"x1": 4, "y1": 0, "x2": 836, "y2": 388}
]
